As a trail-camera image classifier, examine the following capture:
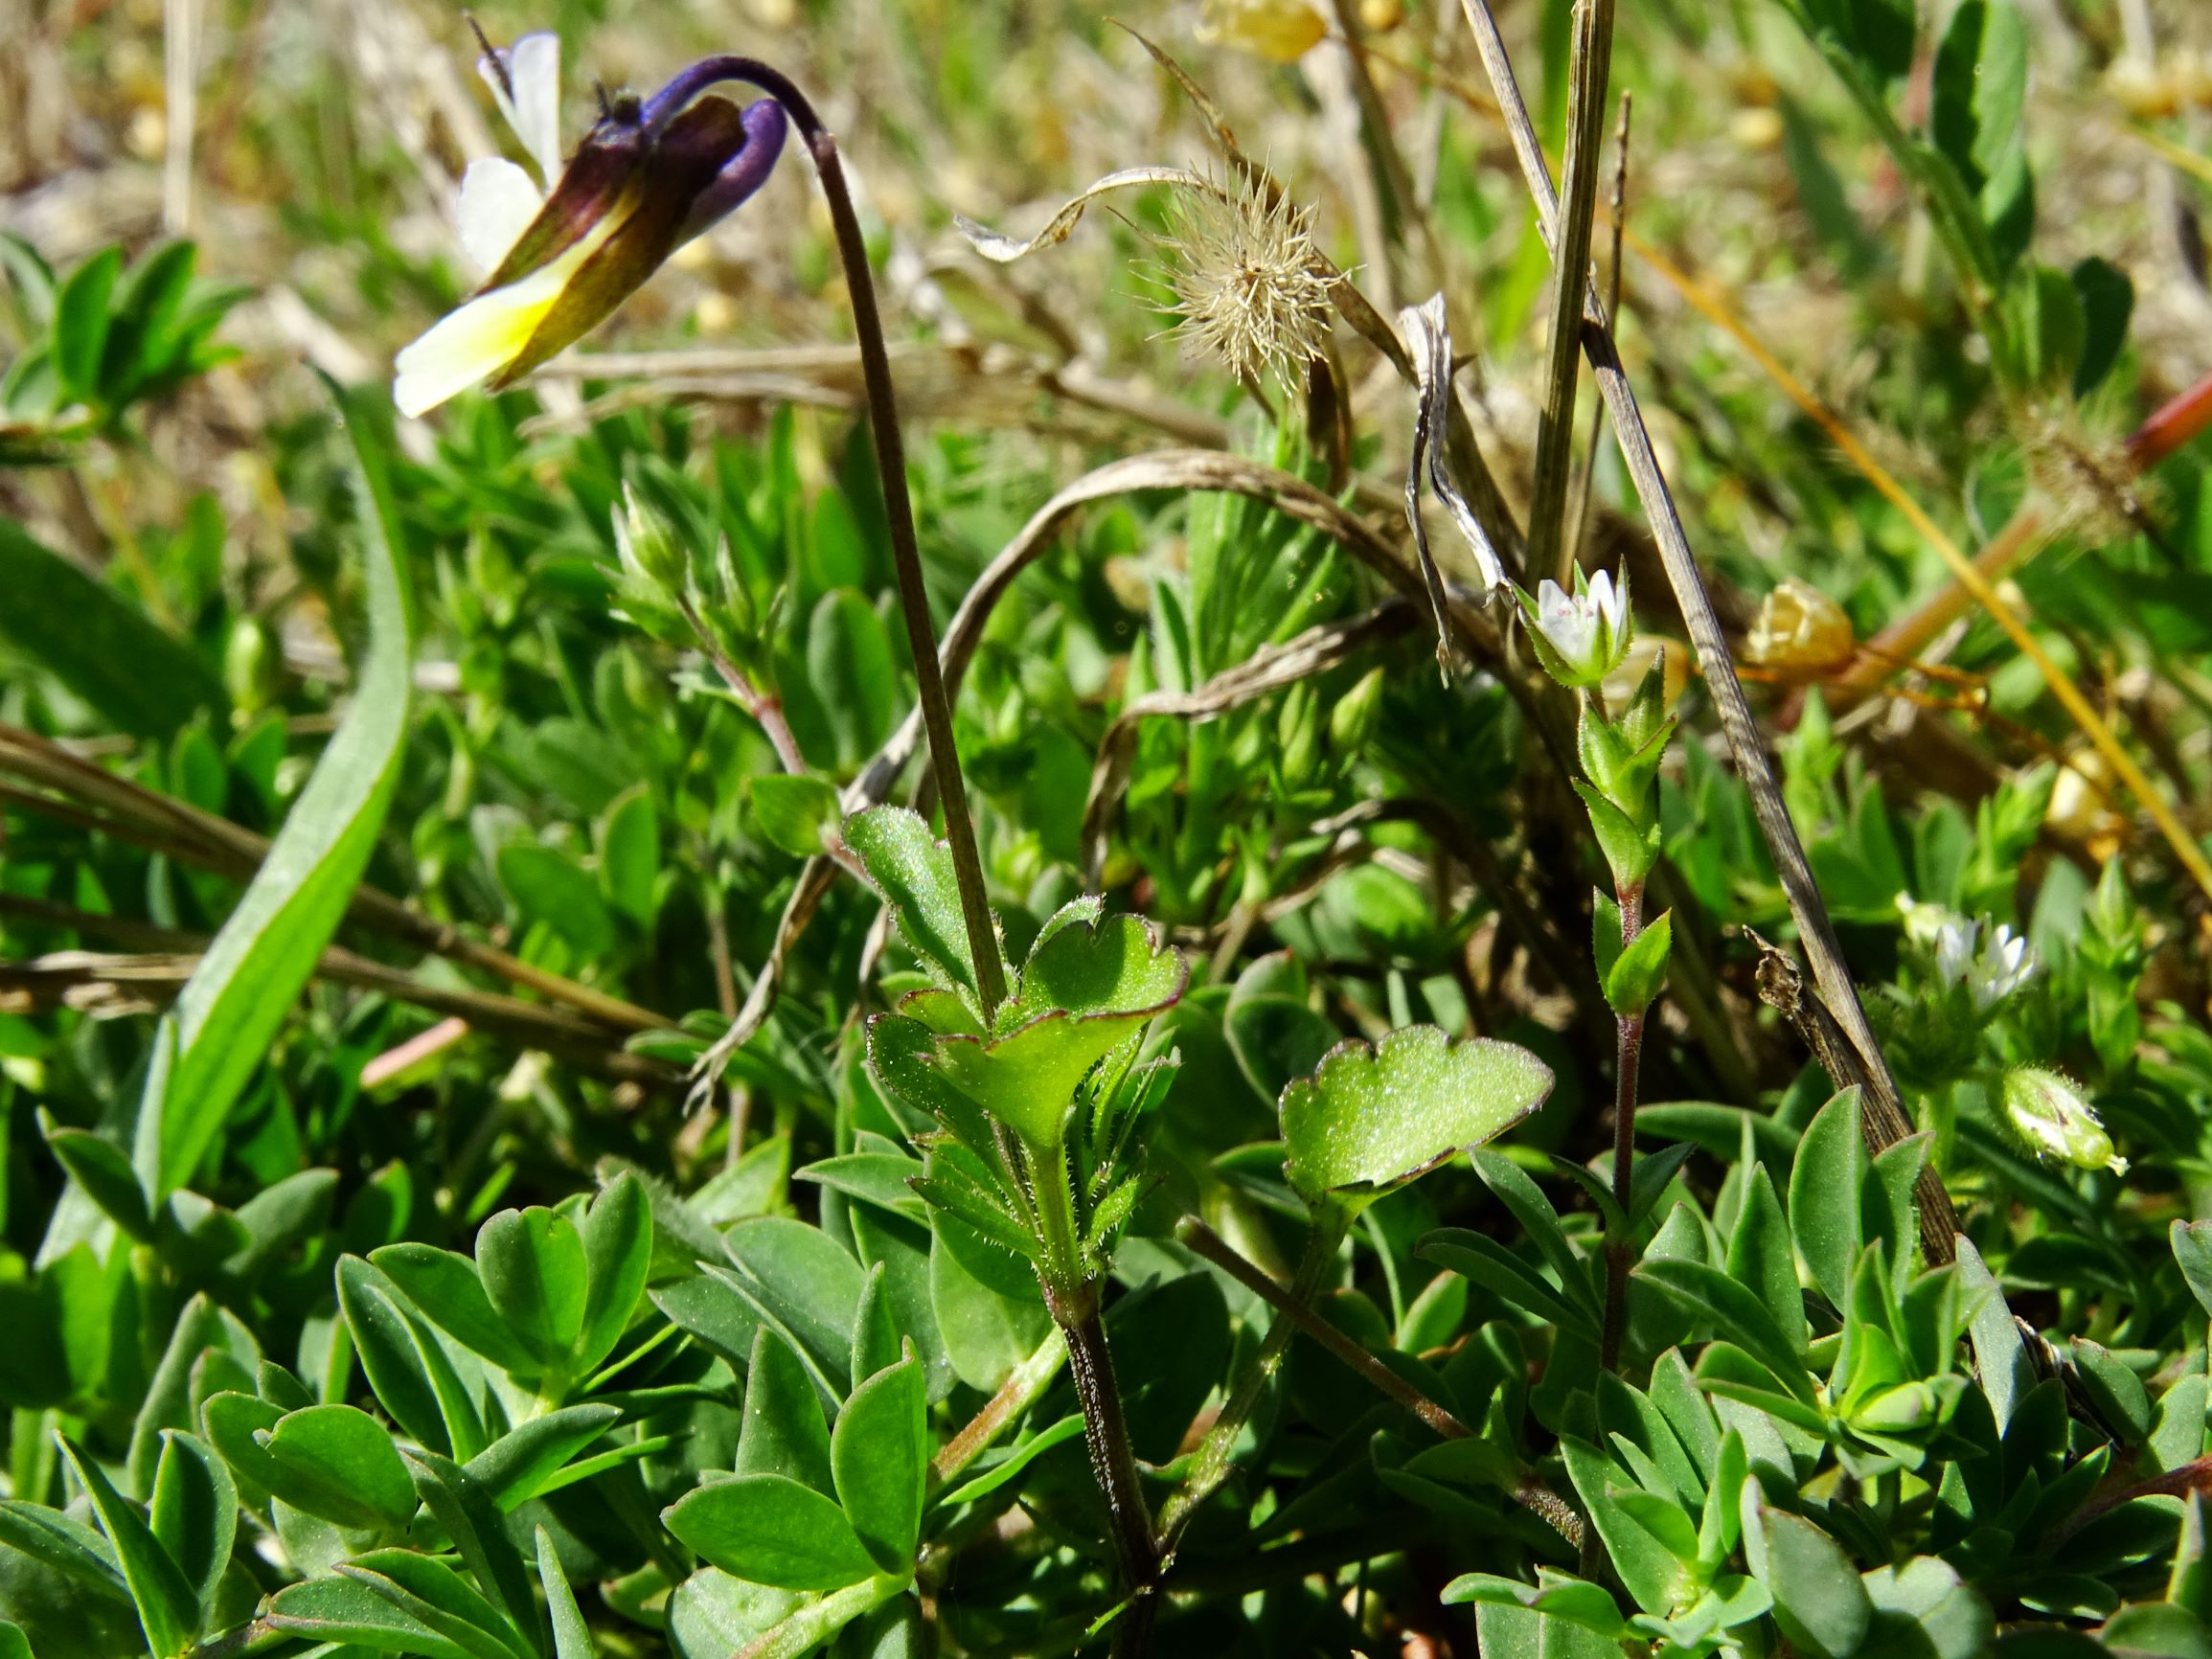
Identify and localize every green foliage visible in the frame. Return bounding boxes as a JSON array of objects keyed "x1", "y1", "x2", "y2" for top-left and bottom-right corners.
[{"x1": 1, "y1": 2, "x2": 2206, "y2": 1653}]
